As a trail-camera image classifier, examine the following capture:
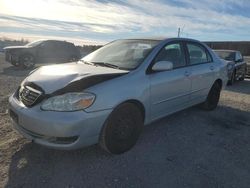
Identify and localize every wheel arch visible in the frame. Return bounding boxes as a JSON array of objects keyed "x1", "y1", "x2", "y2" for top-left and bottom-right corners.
[
  {"x1": 214, "y1": 78, "x2": 222, "y2": 90},
  {"x1": 116, "y1": 99, "x2": 146, "y2": 123}
]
